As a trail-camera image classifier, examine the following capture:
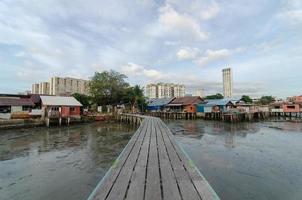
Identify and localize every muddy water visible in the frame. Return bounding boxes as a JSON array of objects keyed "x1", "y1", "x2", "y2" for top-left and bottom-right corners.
[
  {"x1": 166, "y1": 120, "x2": 302, "y2": 200},
  {"x1": 0, "y1": 122, "x2": 136, "y2": 200}
]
